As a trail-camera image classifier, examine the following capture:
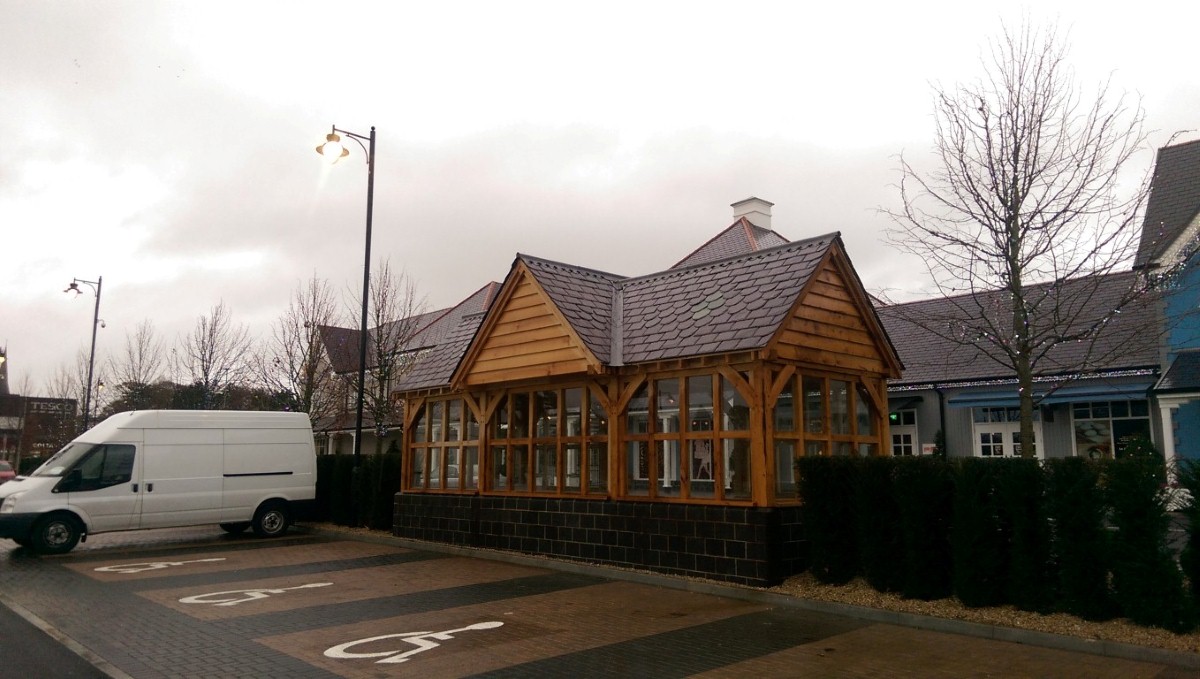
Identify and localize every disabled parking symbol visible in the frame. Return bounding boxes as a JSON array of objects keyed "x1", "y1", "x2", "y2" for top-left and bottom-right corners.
[
  {"x1": 179, "y1": 582, "x2": 333, "y2": 606},
  {"x1": 325, "y1": 621, "x2": 505, "y2": 664}
]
